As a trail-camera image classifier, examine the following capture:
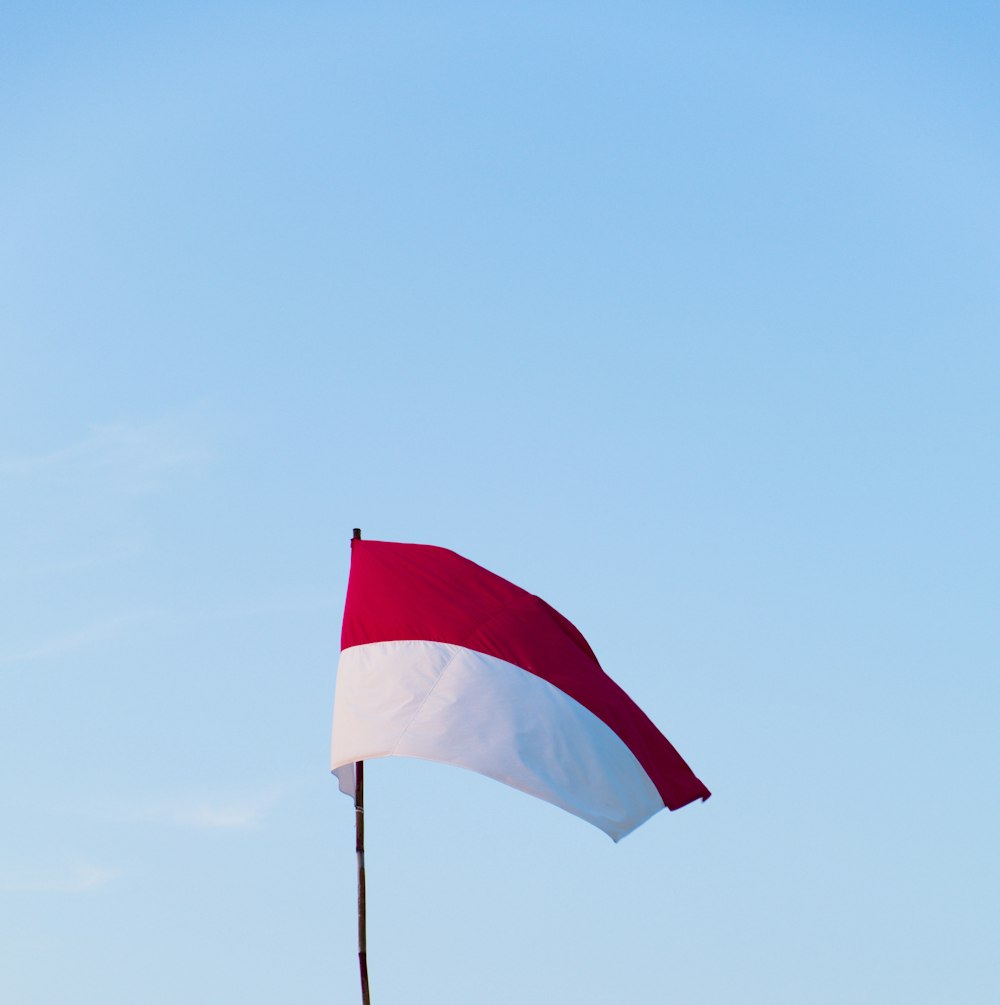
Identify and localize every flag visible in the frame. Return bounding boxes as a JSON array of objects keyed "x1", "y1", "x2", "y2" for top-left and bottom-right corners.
[{"x1": 331, "y1": 539, "x2": 709, "y2": 841}]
